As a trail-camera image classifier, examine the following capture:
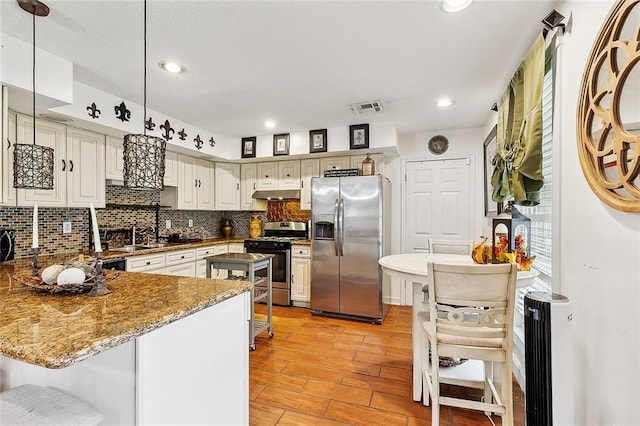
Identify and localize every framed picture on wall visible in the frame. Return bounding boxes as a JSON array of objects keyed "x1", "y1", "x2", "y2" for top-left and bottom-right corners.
[
  {"x1": 241, "y1": 137, "x2": 256, "y2": 158},
  {"x1": 273, "y1": 133, "x2": 290, "y2": 156},
  {"x1": 483, "y1": 125, "x2": 503, "y2": 217},
  {"x1": 309, "y1": 129, "x2": 328, "y2": 153},
  {"x1": 349, "y1": 124, "x2": 369, "y2": 149}
]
